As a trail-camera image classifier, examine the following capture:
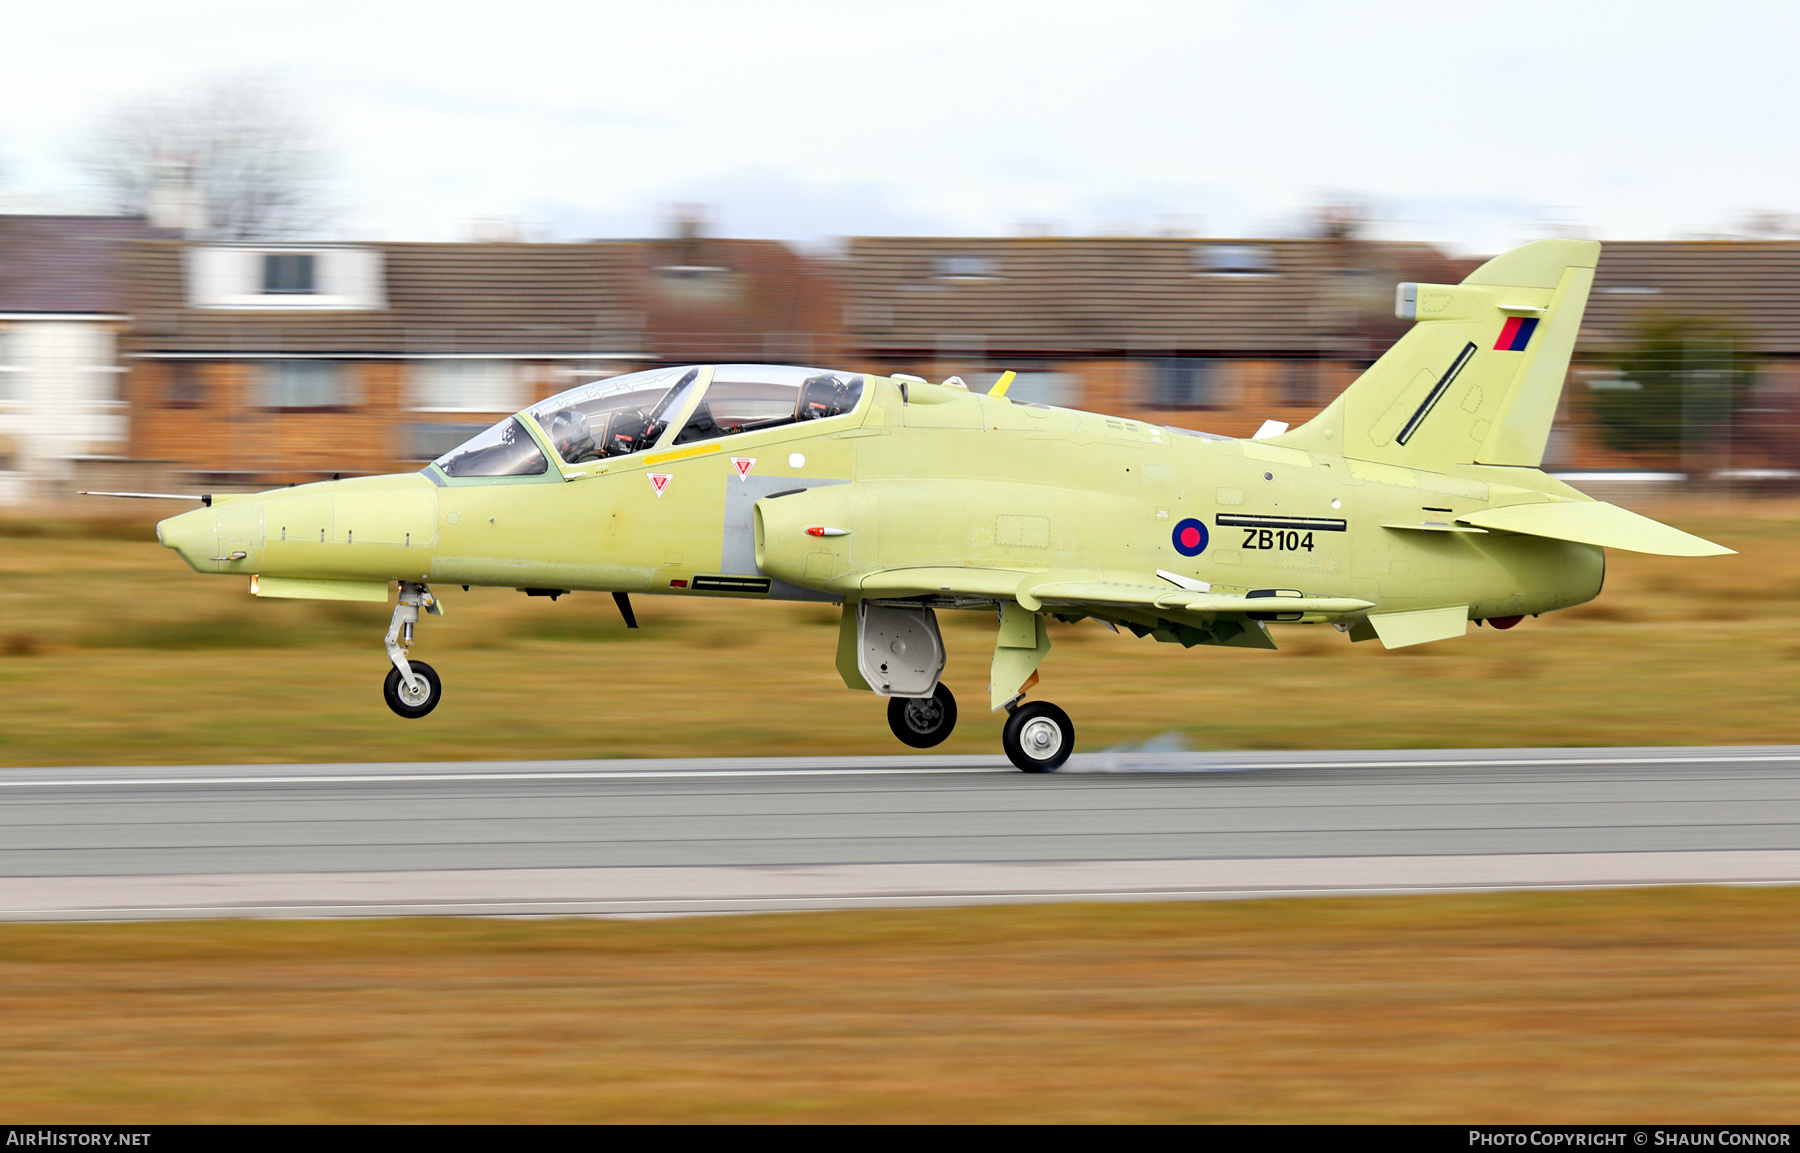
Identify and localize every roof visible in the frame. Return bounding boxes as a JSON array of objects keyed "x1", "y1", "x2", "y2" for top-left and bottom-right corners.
[
  {"x1": 129, "y1": 237, "x2": 841, "y2": 360},
  {"x1": 0, "y1": 215, "x2": 168, "y2": 314},
  {"x1": 841, "y1": 236, "x2": 1472, "y2": 356},
  {"x1": 1583, "y1": 241, "x2": 1800, "y2": 354},
  {"x1": 121, "y1": 233, "x2": 1800, "y2": 362}
]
